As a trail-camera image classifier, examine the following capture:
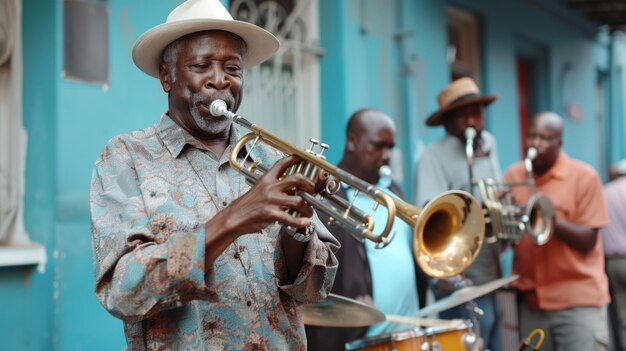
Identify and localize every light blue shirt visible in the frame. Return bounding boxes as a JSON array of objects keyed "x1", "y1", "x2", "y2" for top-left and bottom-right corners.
[{"x1": 345, "y1": 178, "x2": 420, "y2": 336}]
